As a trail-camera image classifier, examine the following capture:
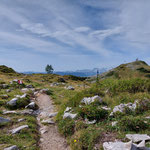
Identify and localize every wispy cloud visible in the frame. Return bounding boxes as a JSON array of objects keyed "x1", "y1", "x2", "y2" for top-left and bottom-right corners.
[{"x1": 0, "y1": 0, "x2": 150, "y2": 71}]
